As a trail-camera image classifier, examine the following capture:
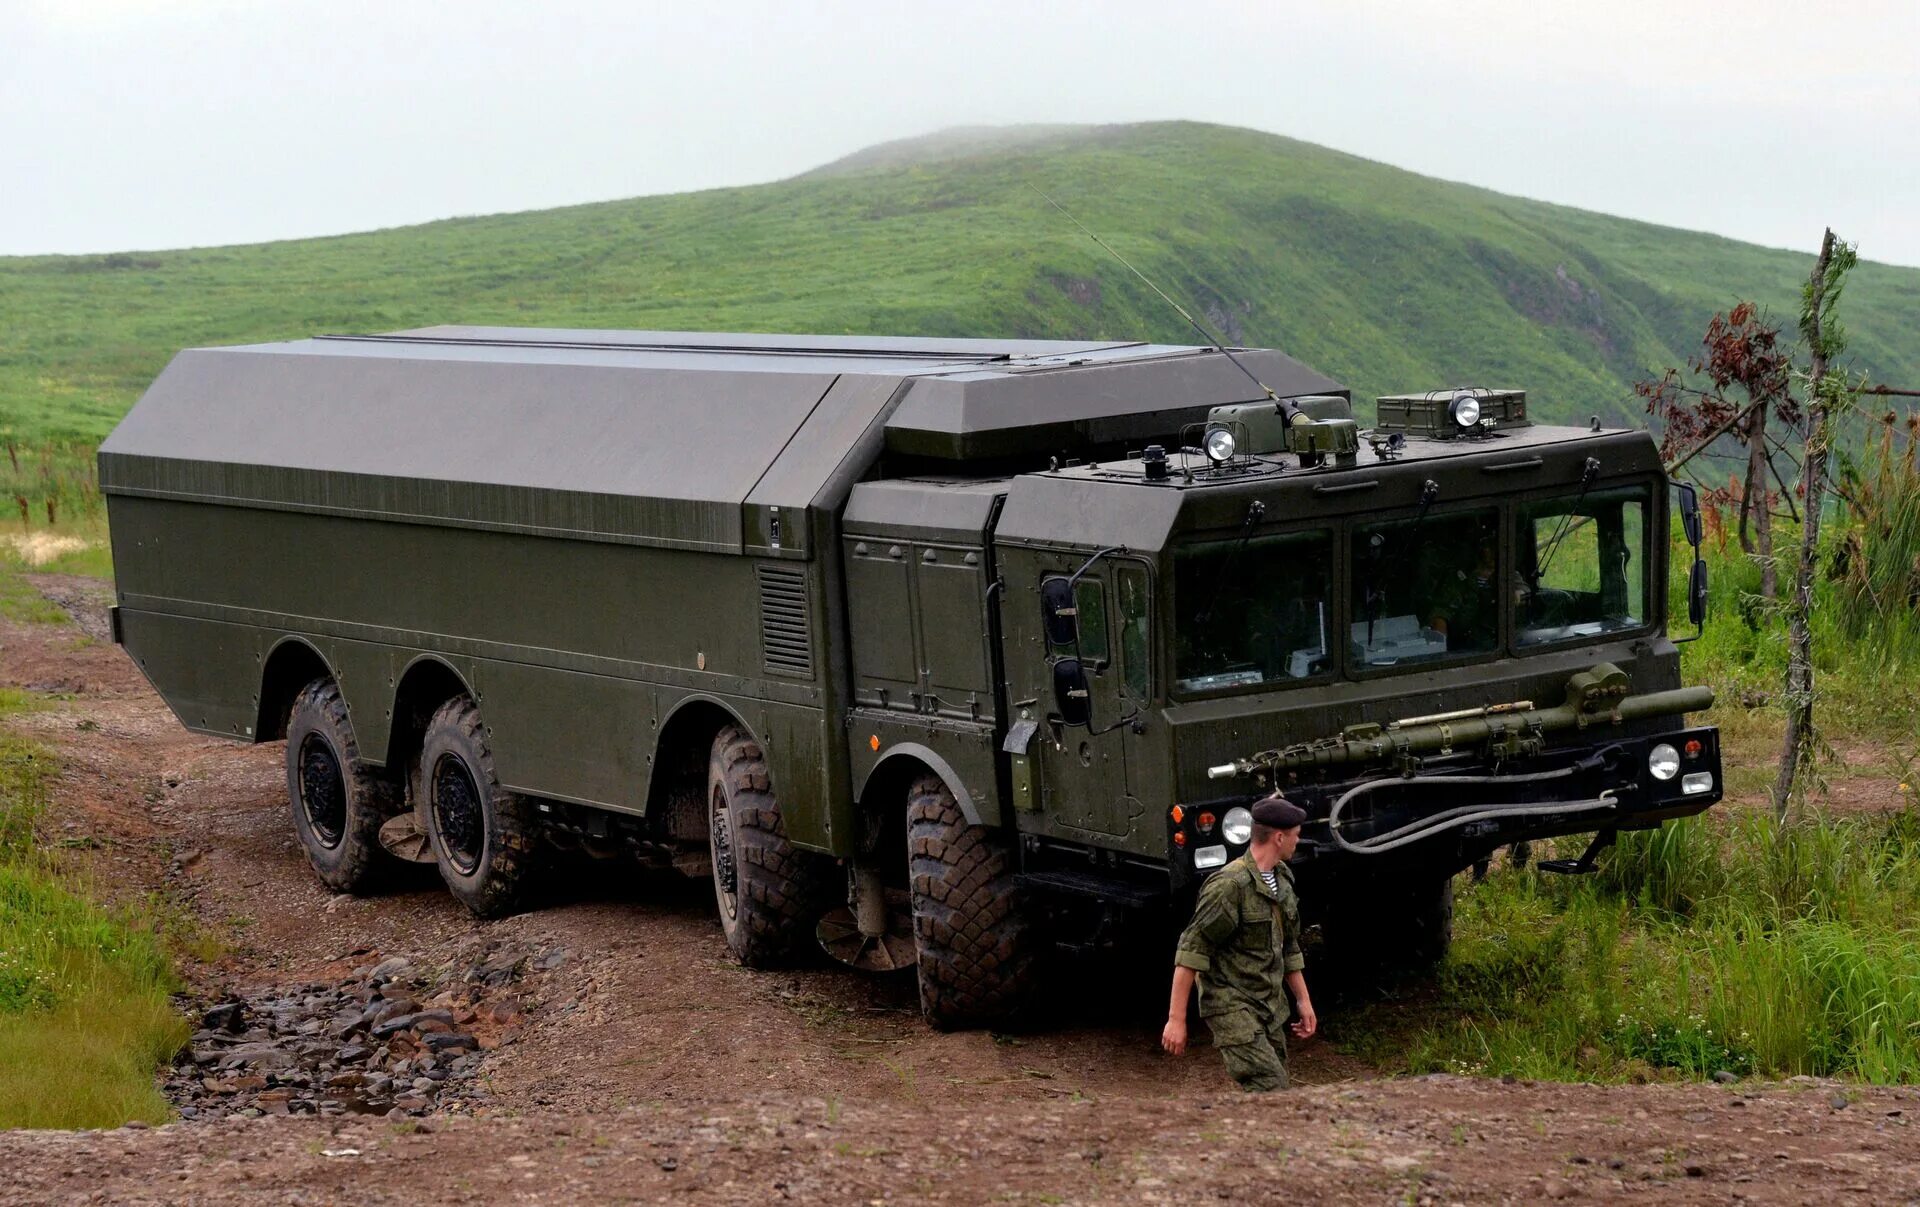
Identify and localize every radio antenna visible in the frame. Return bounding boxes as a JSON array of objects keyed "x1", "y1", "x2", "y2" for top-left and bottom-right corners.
[{"x1": 1025, "y1": 182, "x2": 1281, "y2": 404}]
